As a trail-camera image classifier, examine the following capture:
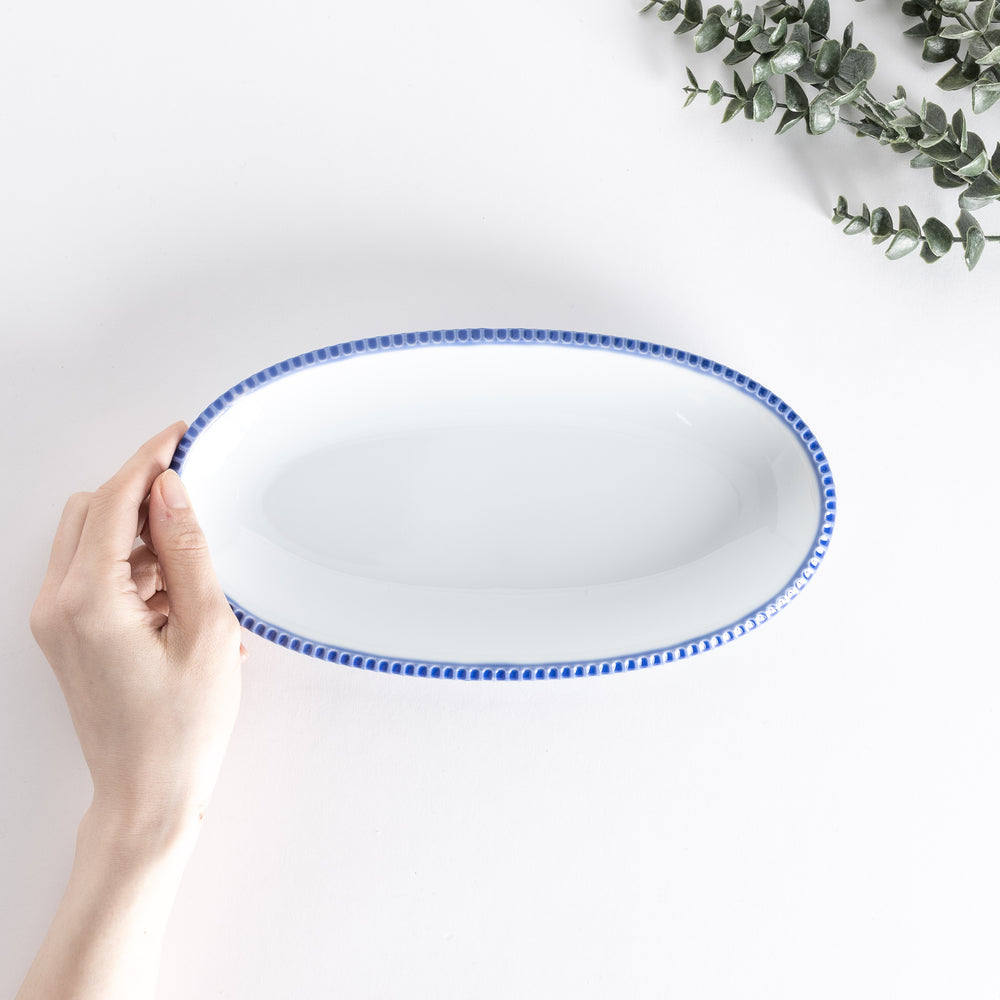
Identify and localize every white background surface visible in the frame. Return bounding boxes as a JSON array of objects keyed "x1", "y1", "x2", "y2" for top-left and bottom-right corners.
[{"x1": 2, "y1": 2, "x2": 998, "y2": 997}]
